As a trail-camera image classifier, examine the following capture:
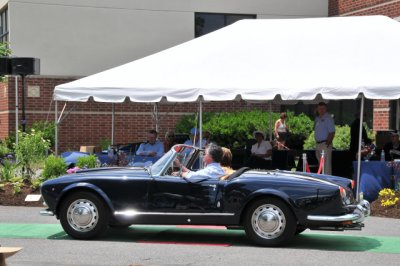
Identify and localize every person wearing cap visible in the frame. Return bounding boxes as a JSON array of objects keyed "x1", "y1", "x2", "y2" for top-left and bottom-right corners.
[
  {"x1": 184, "y1": 128, "x2": 203, "y2": 147},
  {"x1": 248, "y1": 130, "x2": 272, "y2": 169},
  {"x1": 383, "y1": 132, "x2": 400, "y2": 160},
  {"x1": 136, "y1": 129, "x2": 164, "y2": 157},
  {"x1": 314, "y1": 102, "x2": 335, "y2": 175}
]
